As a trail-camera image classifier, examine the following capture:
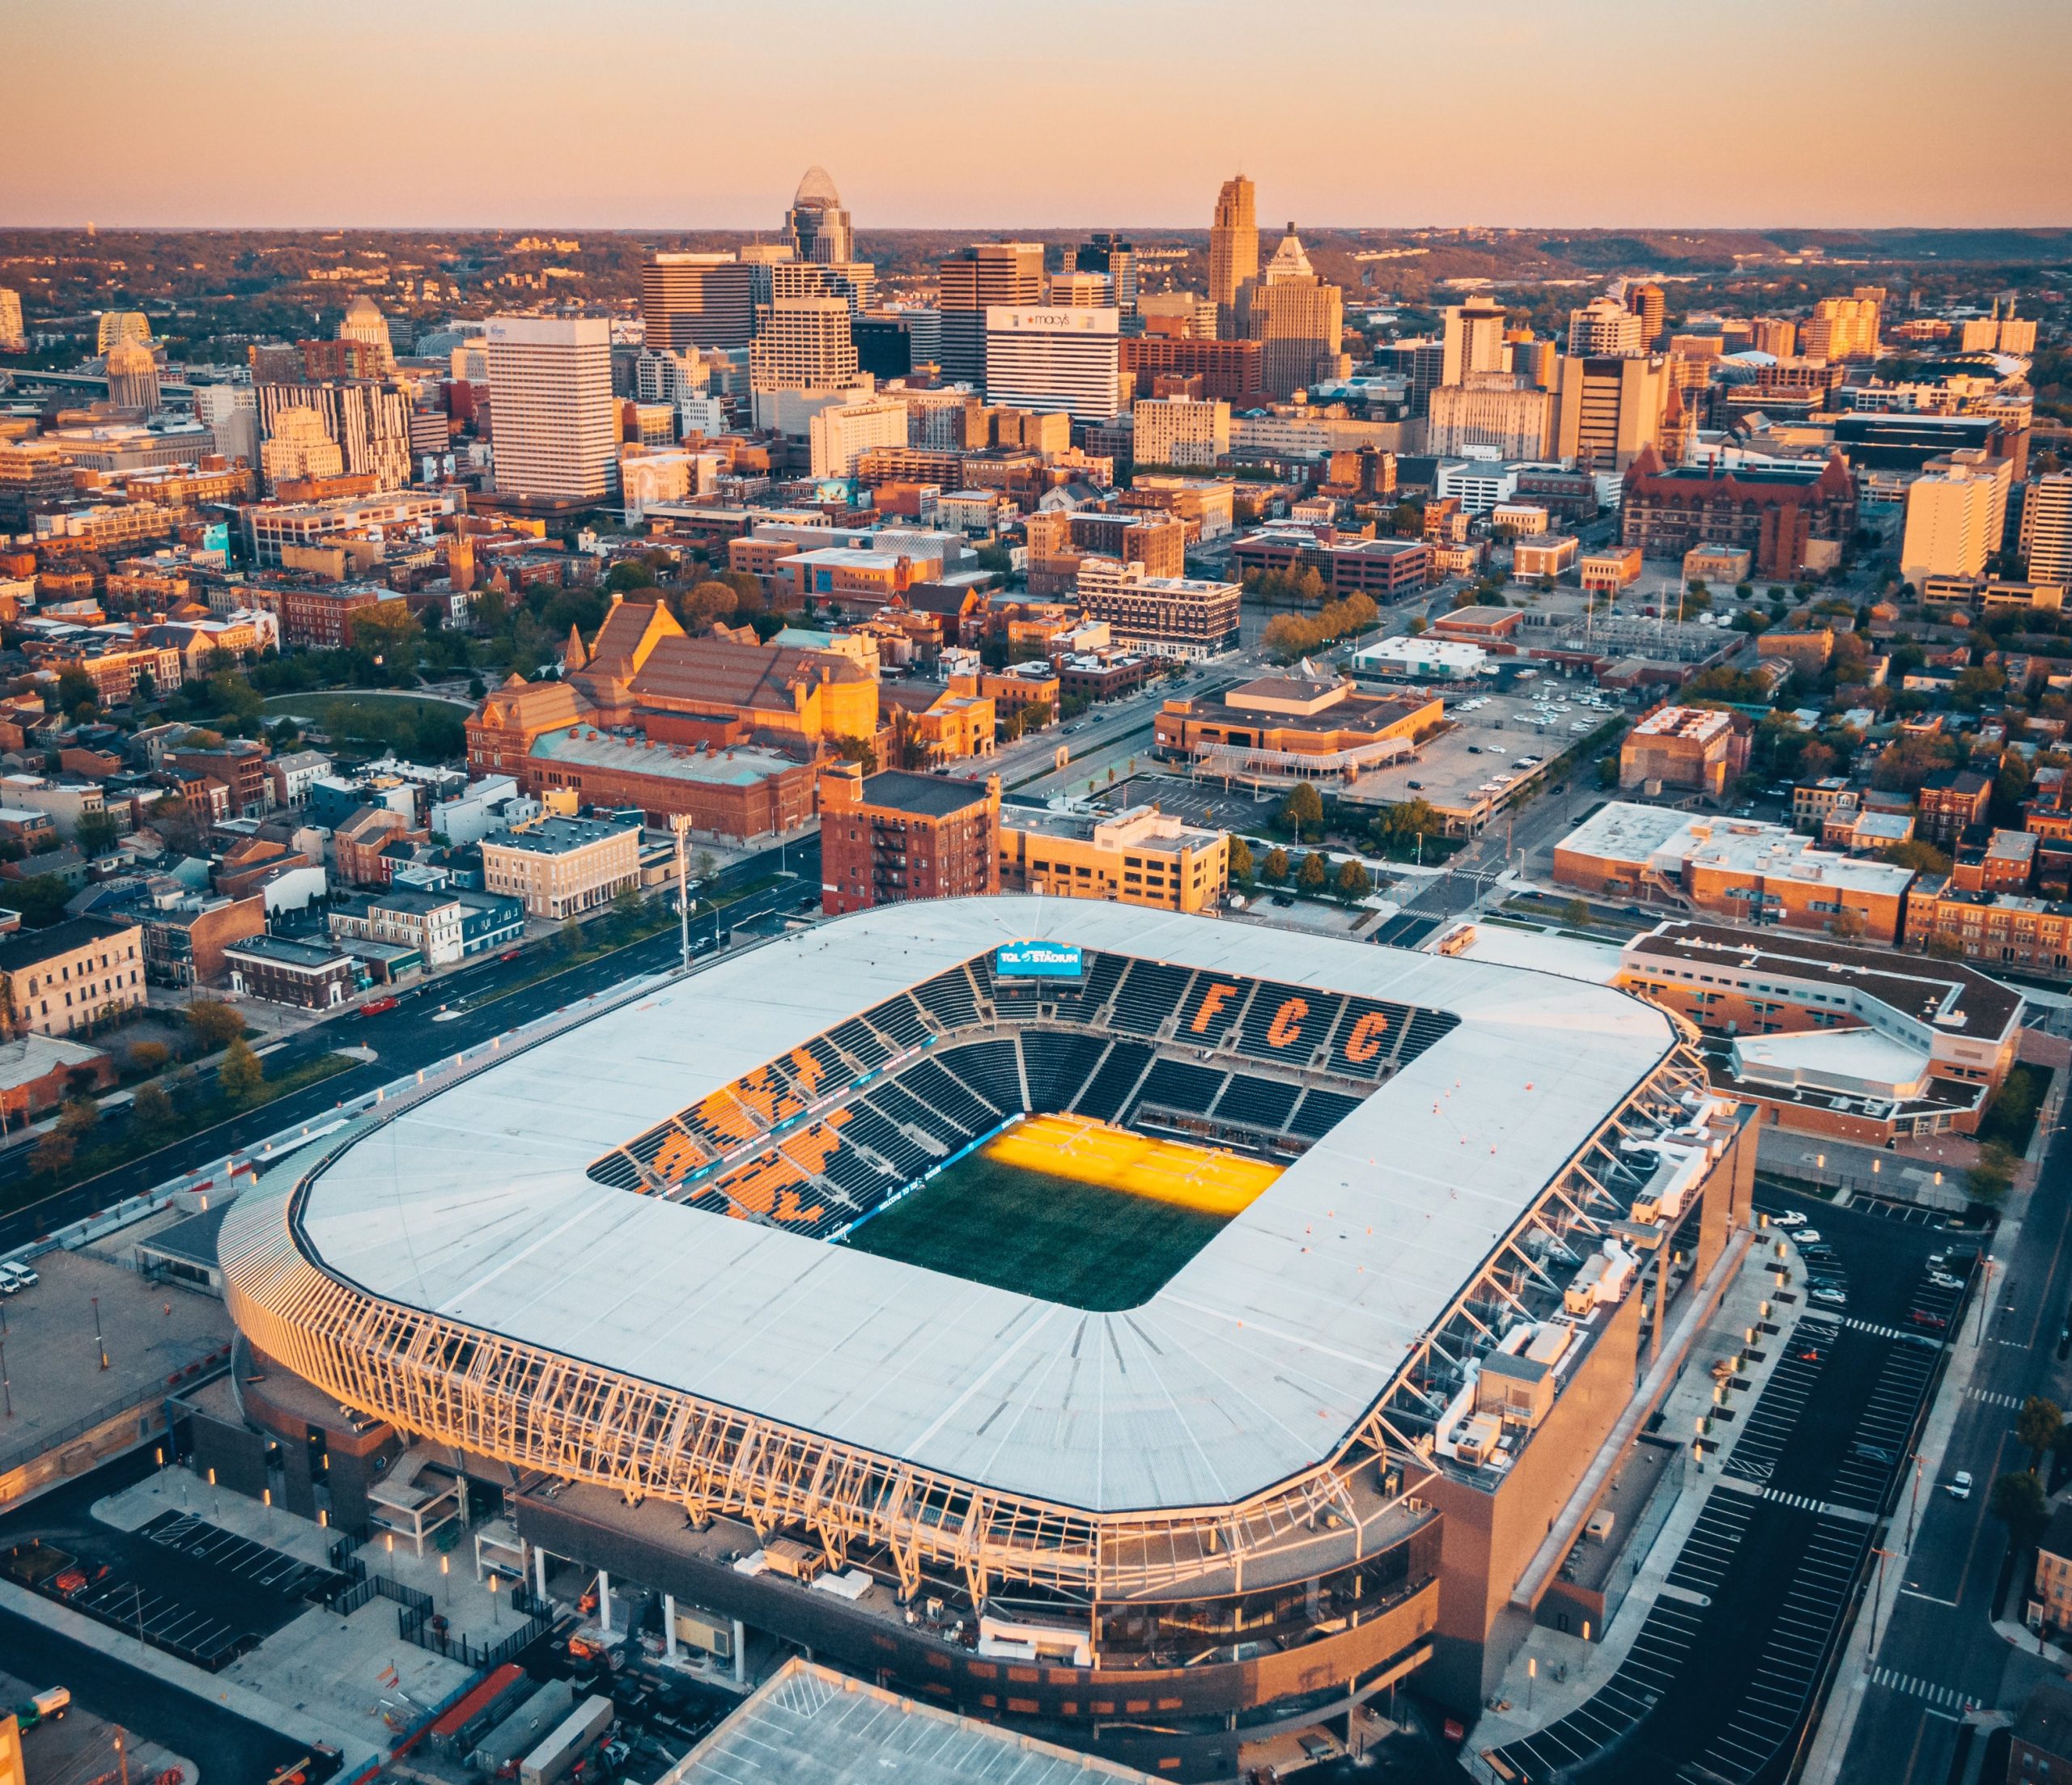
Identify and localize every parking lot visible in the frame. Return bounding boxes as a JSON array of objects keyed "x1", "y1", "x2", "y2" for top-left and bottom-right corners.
[
  {"x1": 1489, "y1": 1190, "x2": 1967, "y2": 1784},
  {"x1": 1093, "y1": 771, "x2": 1280, "y2": 832},
  {"x1": 139, "y1": 1508, "x2": 343, "y2": 1600}
]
